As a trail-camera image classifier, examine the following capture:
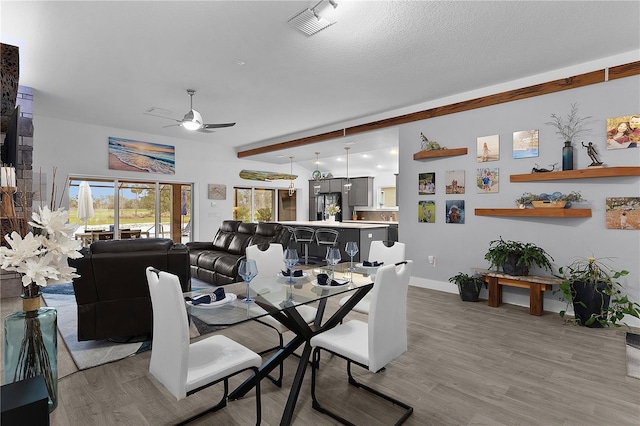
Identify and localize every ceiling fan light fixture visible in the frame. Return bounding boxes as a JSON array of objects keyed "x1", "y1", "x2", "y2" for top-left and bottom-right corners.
[{"x1": 182, "y1": 109, "x2": 203, "y2": 130}]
